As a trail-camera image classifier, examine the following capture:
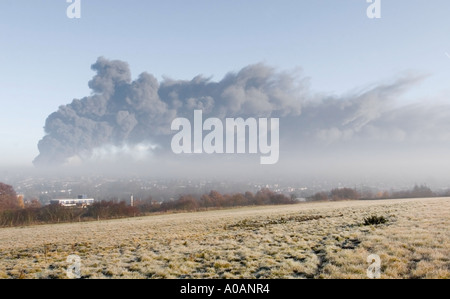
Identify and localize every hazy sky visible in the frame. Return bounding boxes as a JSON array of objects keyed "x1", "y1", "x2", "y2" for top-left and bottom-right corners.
[{"x1": 1, "y1": 1, "x2": 450, "y2": 175}]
